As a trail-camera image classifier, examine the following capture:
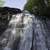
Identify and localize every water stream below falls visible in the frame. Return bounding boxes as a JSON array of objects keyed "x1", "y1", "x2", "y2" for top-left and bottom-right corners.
[{"x1": 0, "y1": 11, "x2": 50, "y2": 50}]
